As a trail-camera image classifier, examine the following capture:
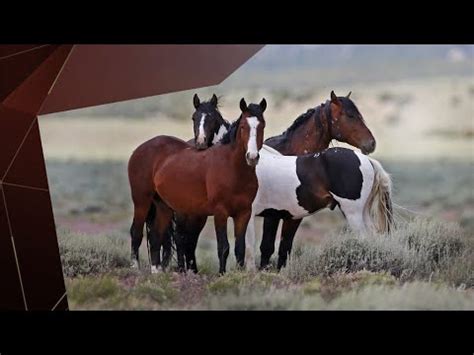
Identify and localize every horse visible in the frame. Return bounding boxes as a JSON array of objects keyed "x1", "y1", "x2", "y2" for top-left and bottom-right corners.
[
  {"x1": 127, "y1": 93, "x2": 229, "y2": 269},
  {"x1": 248, "y1": 146, "x2": 393, "y2": 270},
  {"x1": 258, "y1": 90, "x2": 377, "y2": 269},
  {"x1": 191, "y1": 93, "x2": 230, "y2": 149},
  {"x1": 174, "y1": 90, "x2": 377, "y2": 272},
  {"x1": 149, "y1": 98, "x2": 267, "y2": 274}
]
